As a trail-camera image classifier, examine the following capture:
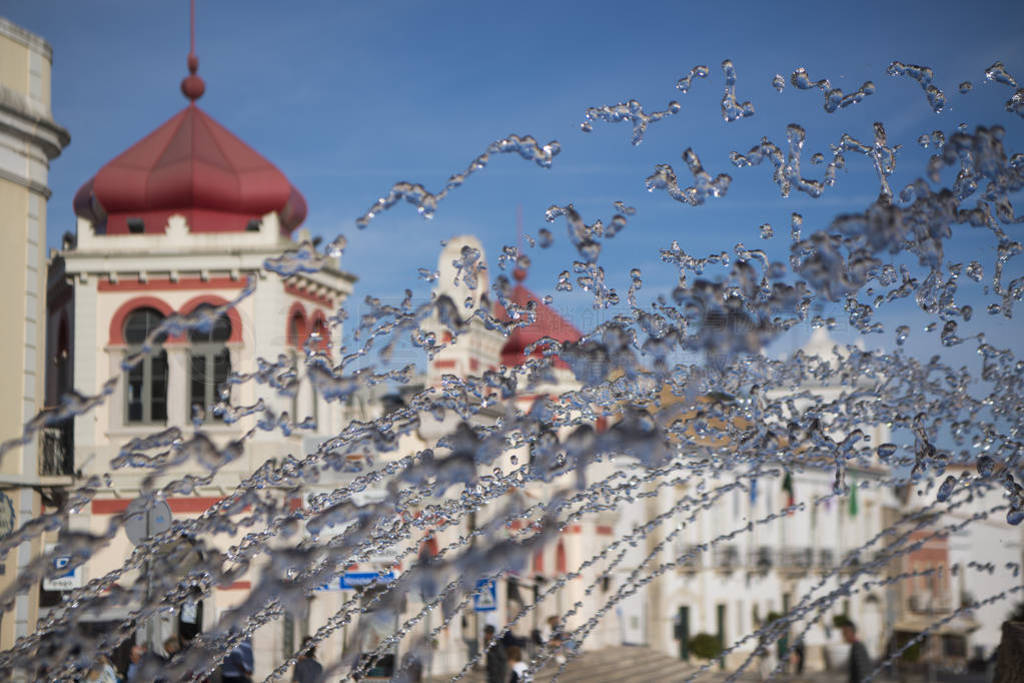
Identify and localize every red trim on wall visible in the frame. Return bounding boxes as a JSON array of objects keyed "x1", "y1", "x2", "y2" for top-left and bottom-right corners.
[
  {"x1": 167, "y1": 497, "x2": 224, "y2": 513},
  {"x1": 556, "y1": 540, "x2": 567, "y2": 575},
  {"x1": 596, "y1": 525, "x2": 613, "y2": 535},
  {"x1": 98, "y1": 277, "x2": 246, "y2": 292},
  {"x1": 561, "y1": 524, "x2": 582, "y2": 534},
  {"x1": 92, "y1": 497, "x2": 224, "y2": 514},
  {"x1": 91, "y1": 499, "x2": 132, "y2": 514},
  {"x1": 178, "y1": 294, "x2": 244, "y2": 343},
  {"x1": 285, "y1": 282, "x2": 333, "y2": 308},
  {"x1": 434, "y1": 360, "x2": 456, "y2": 369},
  {"x1": 532, "y1": 550, "x2": 544, "y2": 574},
  {"x1": 217, "y1": 581, "x2": 252, "y2": 591},
  {"x1": 108, "y1": 296, "x2": 179, "y2": 345}
]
